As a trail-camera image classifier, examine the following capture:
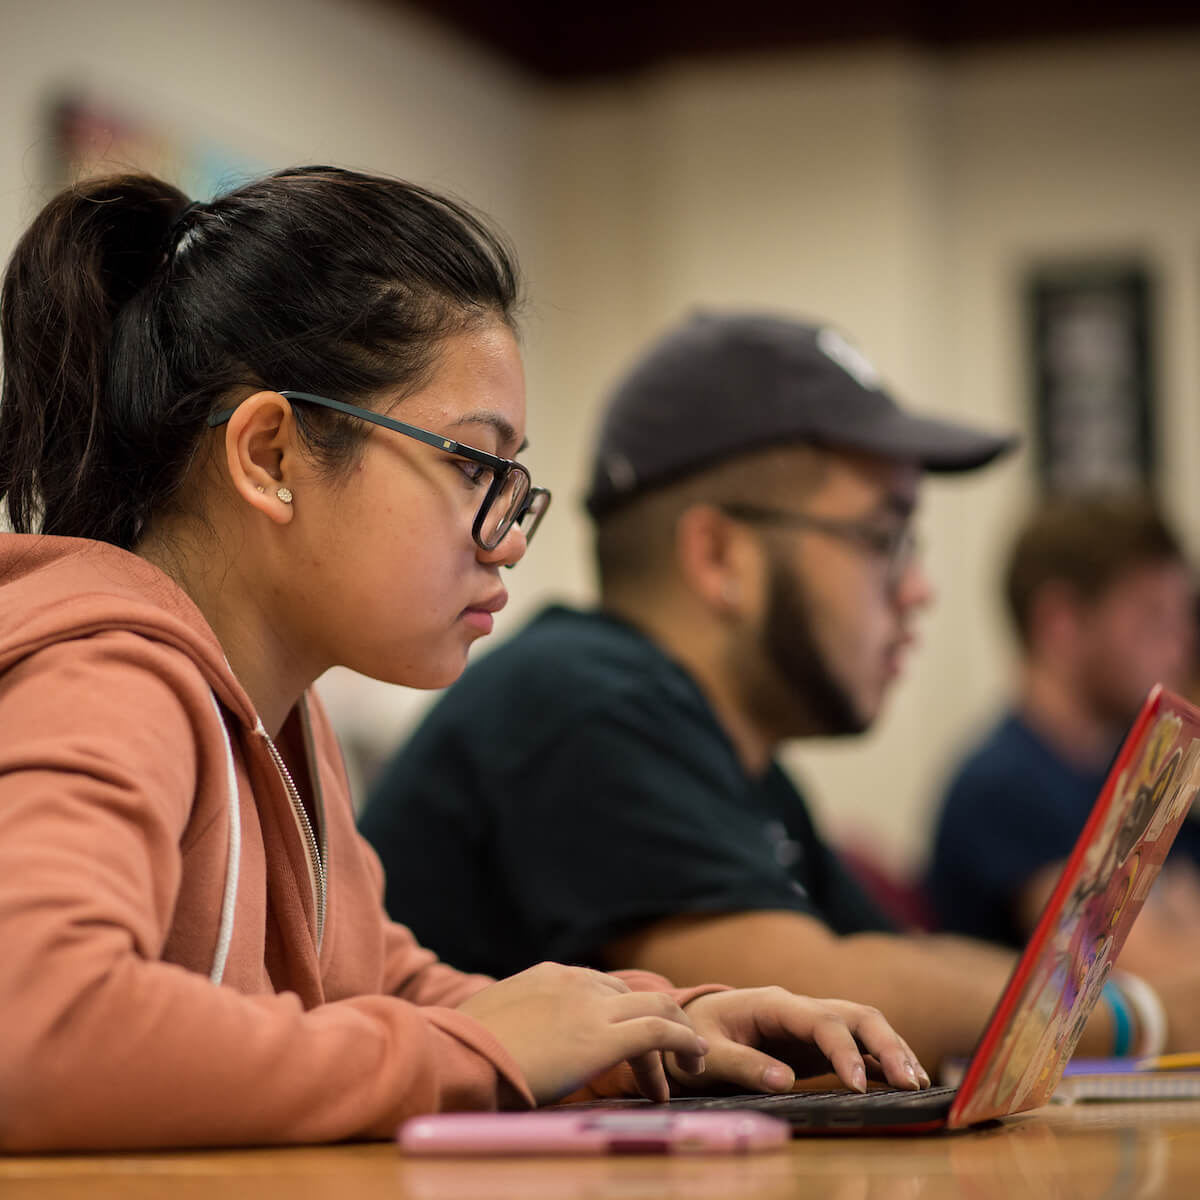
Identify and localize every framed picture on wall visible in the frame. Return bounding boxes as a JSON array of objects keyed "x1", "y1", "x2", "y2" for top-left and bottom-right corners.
[
  {"x1": 1026, "y1": 262, "x2": 1155, "y2": 495},
  {"x1": 45, "y1": 91, "x2": 257, "y2": 201}
]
